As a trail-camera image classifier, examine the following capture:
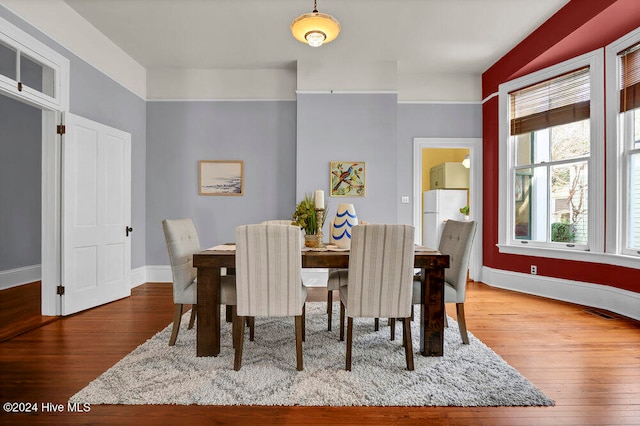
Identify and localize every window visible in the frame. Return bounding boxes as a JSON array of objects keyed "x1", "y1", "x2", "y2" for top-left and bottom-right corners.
[
  {"x1": 606, "y1": 29, "x2": 640, "y2": 258},
  {"x1": 0, "y1": 15, "x2": 69, "y2": 111},
  {"x1": 498, "y1": 51, "x2": 604, "y2": 257}
]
